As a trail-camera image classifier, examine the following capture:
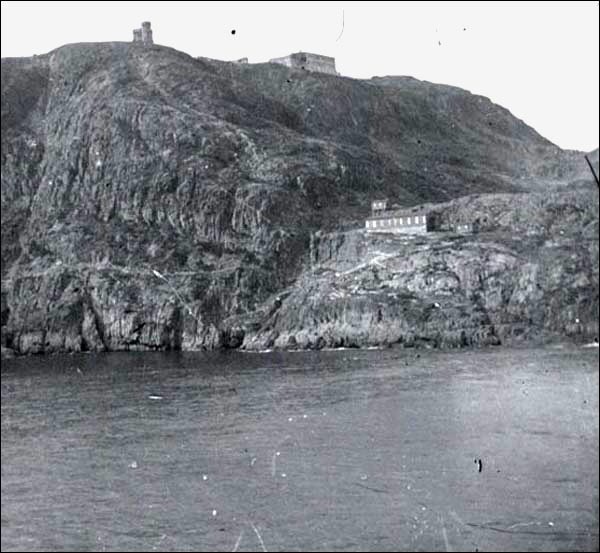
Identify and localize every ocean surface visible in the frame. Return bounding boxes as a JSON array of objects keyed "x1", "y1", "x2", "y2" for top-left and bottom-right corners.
[{"x1": 1, "y1": 346, "x2": 598, "y2": 552}]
